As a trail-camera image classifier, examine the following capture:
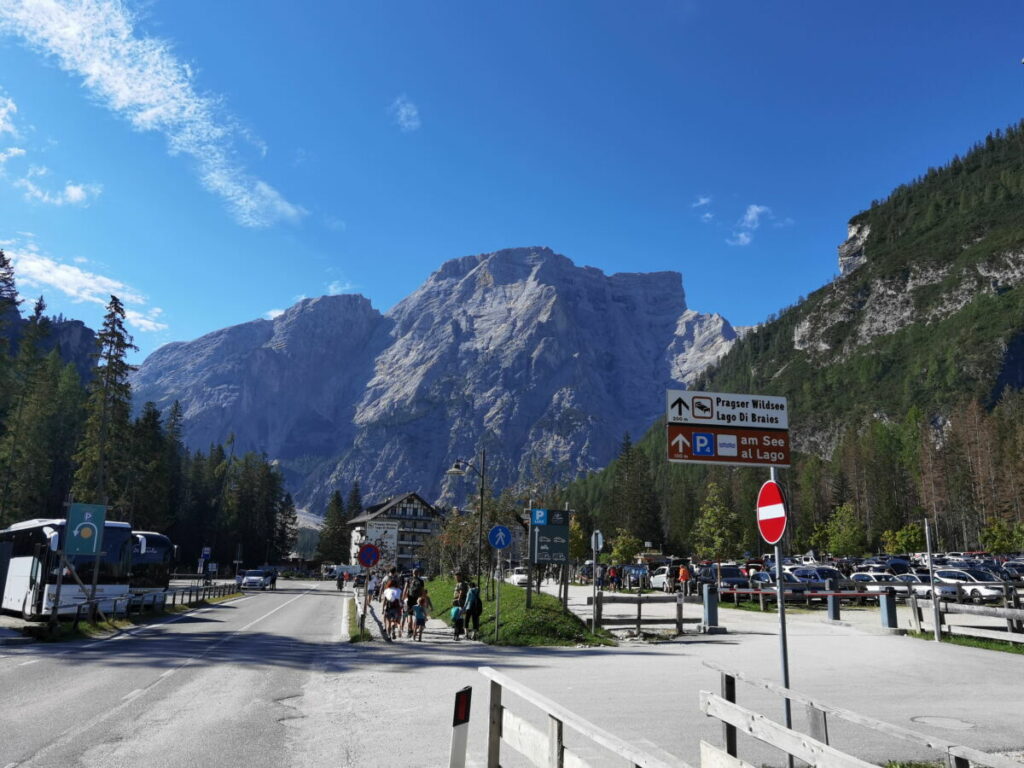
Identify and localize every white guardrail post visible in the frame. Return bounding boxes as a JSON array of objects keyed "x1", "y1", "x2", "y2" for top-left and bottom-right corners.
[{"x1": 448, "y1": 686, "x2": 472, "y2": 768}]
